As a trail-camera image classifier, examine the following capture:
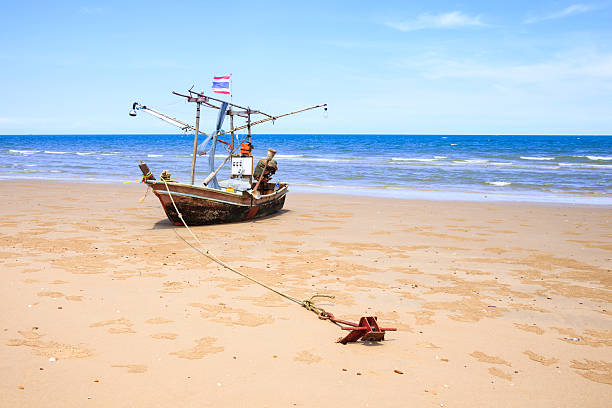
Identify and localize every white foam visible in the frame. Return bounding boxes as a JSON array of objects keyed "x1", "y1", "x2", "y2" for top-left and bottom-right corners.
[
  {"x1": 44, "y1": 150, "x2": 68, "y2": 154},
  {"x1": 392, "y1": 157, "x2": 438, "y2": 162},
  {"x1": 76, "y1": 152, "x2": 95, "y2": 156},
  {"x1": 520, "y1": 156, "x2": 555, "y2": 161},
  {"x1": 453, "y1": 159, "x2": 489, "y2": 164},
  {"x1": 559, "y1": 162, "x2": 612, "y2": 169},
  {"x1": 147, "y1": 154, "x2": 163, "y2": 157},
  {"x1": 292, "y1": 157, "x2": 352, "y2": 163},
  {"x1": 585, "y1": 156, "x2": 612, "y2": 161},
  {"x1": 276, "y1": 154, "x2": 305, "y2": 159},
  {"x1": 486, "y1": 181, "x2": 511, "y2": 186},
  {"x1": 9, "y1": 149, "x2": 39, "y2": 155}
]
